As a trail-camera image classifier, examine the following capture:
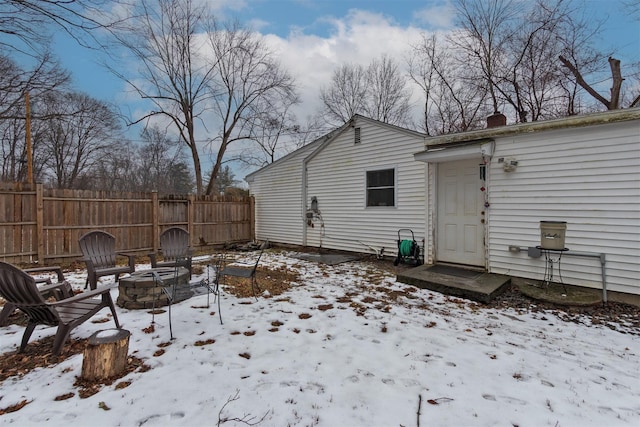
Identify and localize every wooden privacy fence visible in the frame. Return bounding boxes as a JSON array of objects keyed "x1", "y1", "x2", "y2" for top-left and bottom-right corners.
[{"x1": 0, "y1": 182, "x2": 254, "y2": 265}]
